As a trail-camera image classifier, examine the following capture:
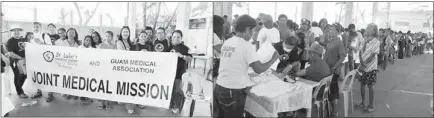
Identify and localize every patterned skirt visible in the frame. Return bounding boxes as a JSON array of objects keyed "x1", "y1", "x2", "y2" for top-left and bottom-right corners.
[{"x1": 358, "y1": 70, "x2": 378, "y2": 85}]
